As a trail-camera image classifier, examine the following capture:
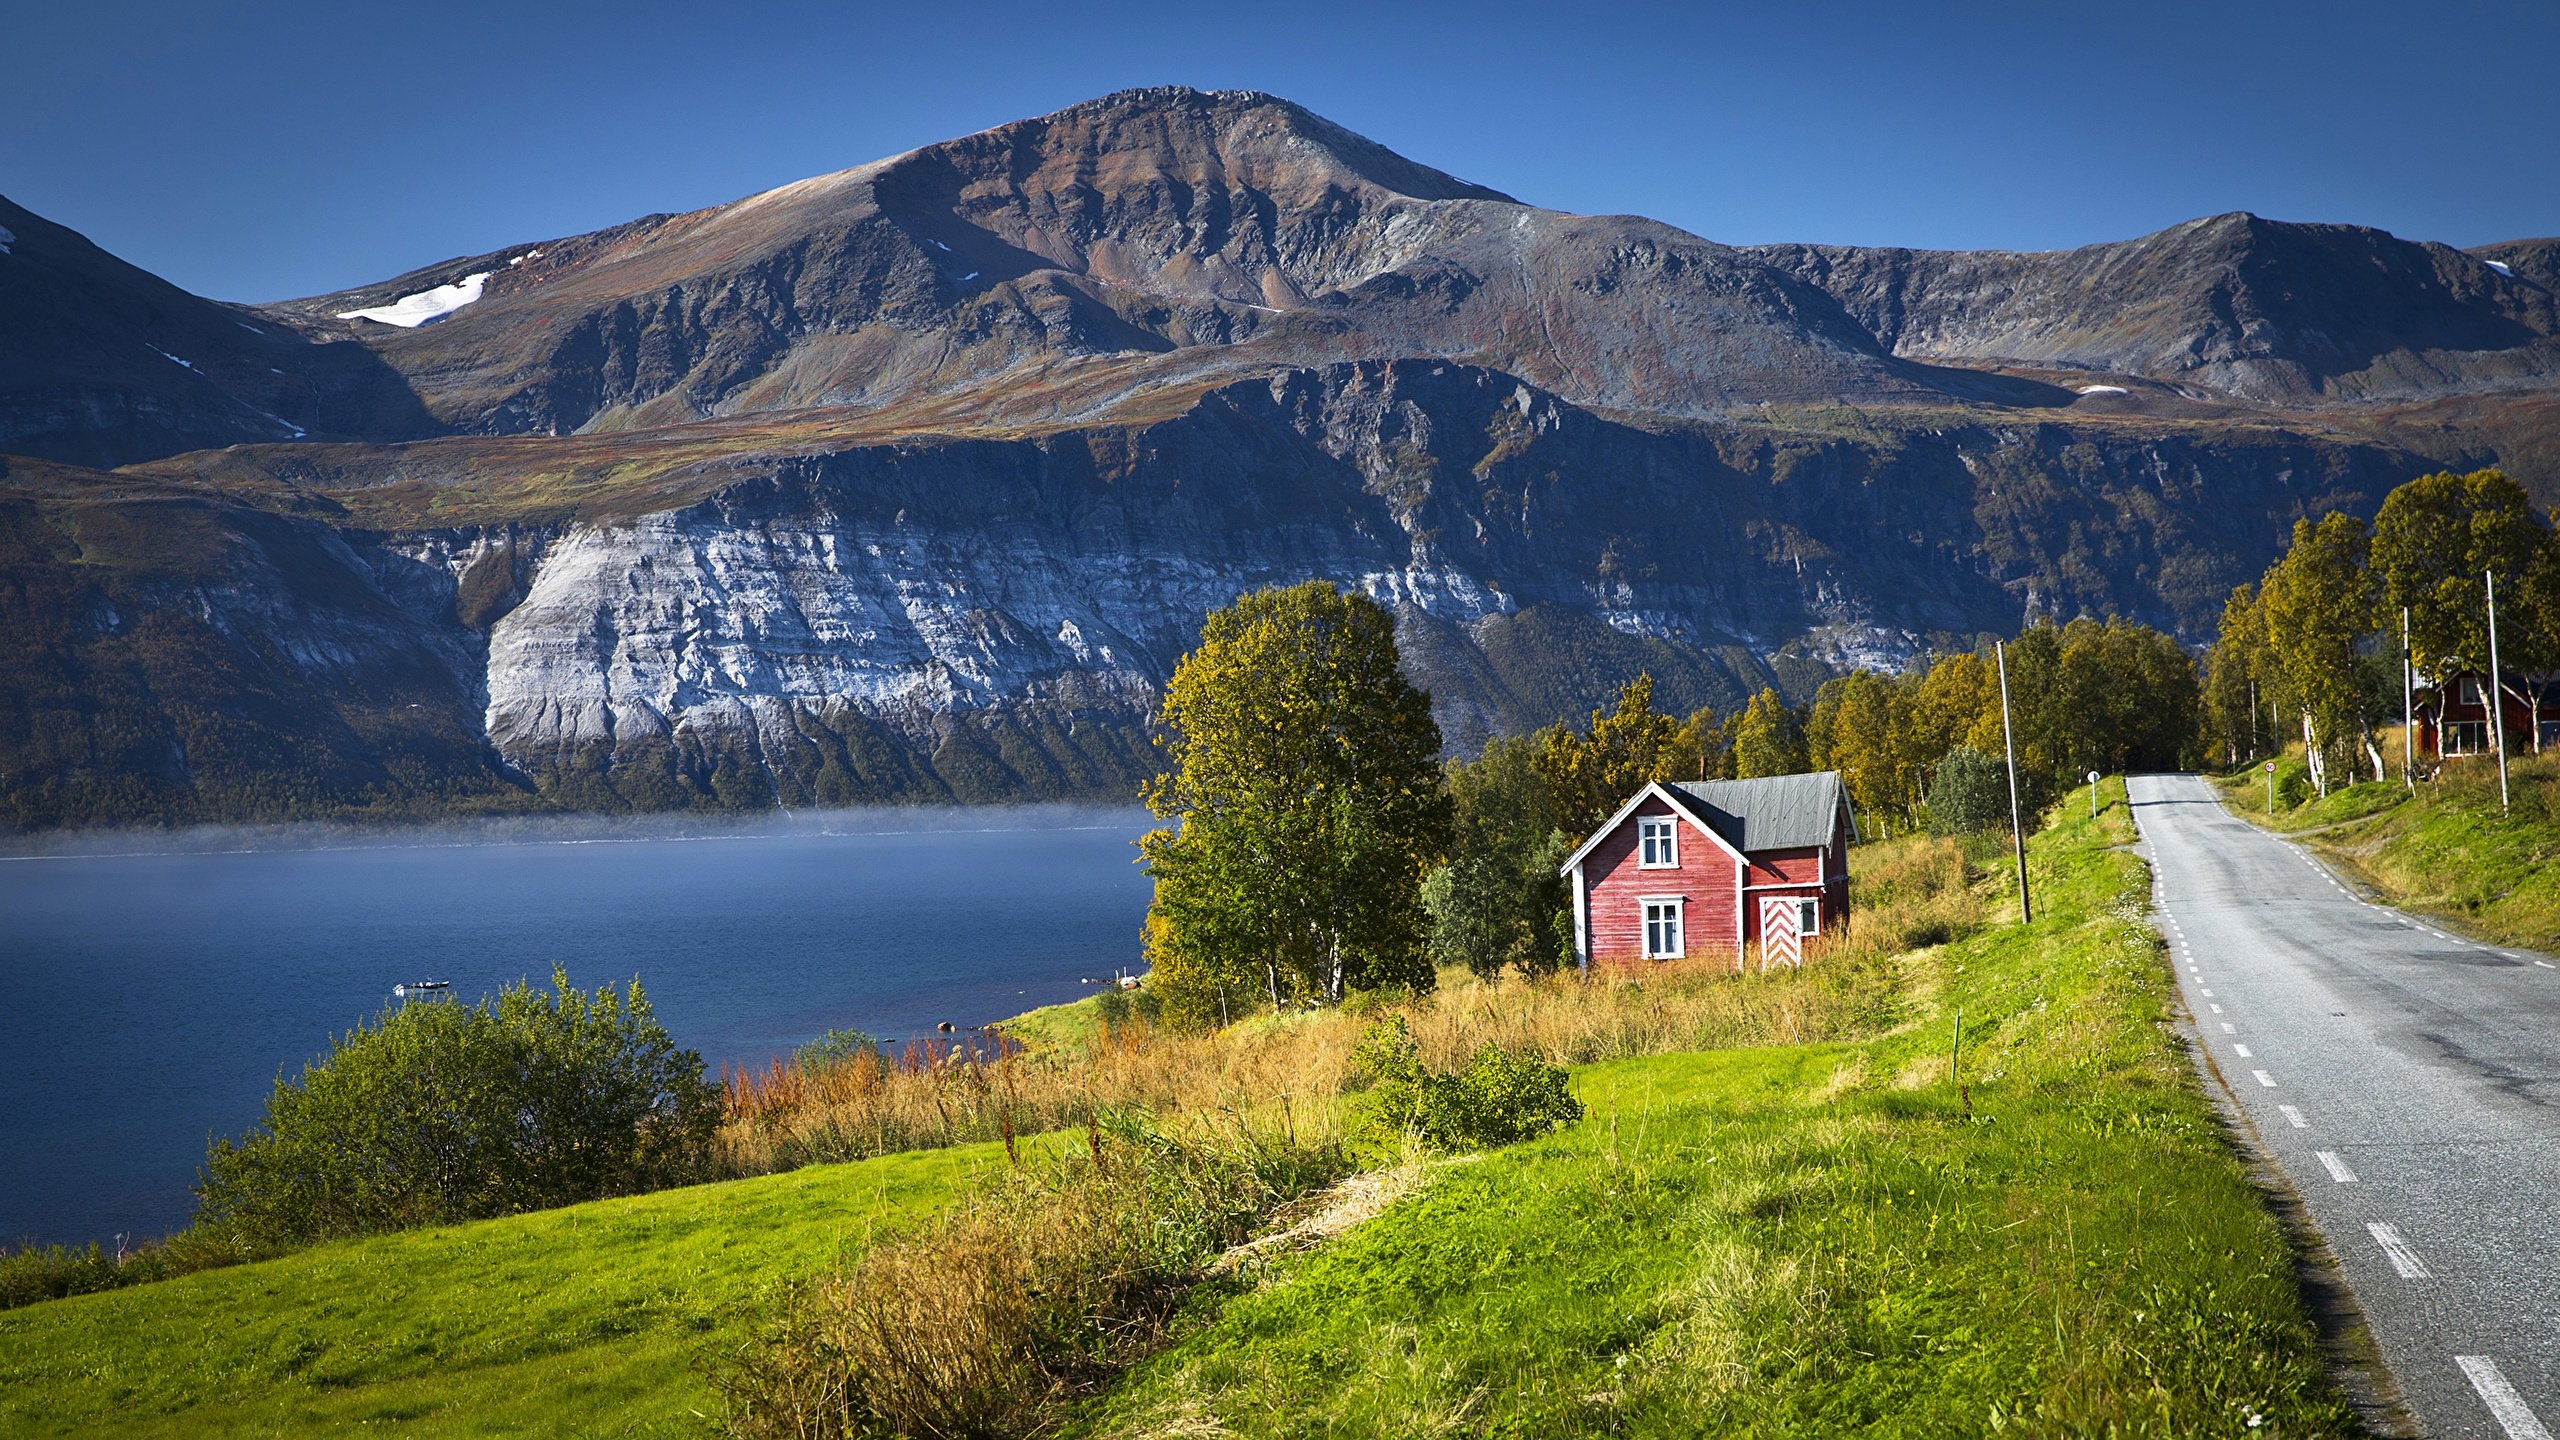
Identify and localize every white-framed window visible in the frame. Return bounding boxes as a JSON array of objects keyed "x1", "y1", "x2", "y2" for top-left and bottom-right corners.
[
  {"x1": 2446, "y1": 720, "x2": 2489, "y2": 755},
  {"x1": 2458, "y1": 676, "x2": 2484, "y2": 706},
  {"x1": 1642, "y1": 897, "x2": 1685, "y2": 959},
  {"x1": 1638, "y1": 816, "x2": 1678, "y2": 868},
  {"x1": 1795, "y1": 897, "x2": 1820, "y2": 937}
]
